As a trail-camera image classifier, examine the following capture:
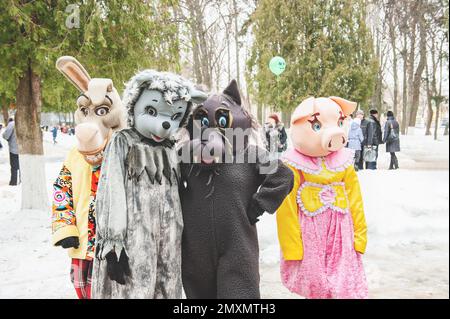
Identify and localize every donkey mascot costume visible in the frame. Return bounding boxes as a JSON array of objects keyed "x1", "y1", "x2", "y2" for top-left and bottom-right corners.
[
  {"x1": 51, "y1": 56, "x2": 127, "y2": 299},
  {"x1": 92, "y1": 70, "x2": 207, "y2": 299}
]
